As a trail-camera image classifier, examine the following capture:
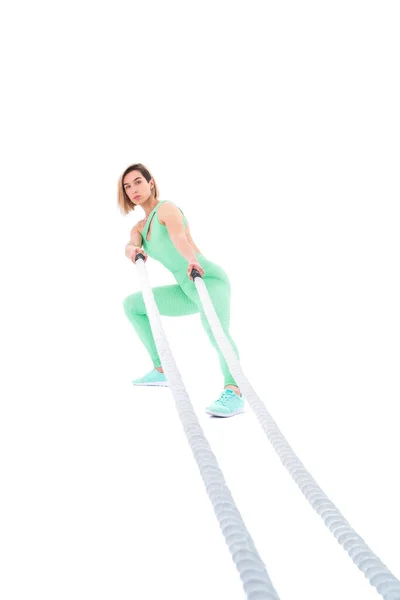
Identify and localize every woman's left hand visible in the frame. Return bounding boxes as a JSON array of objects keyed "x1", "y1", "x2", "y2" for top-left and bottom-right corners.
[{"x1": 188, "y1": 259, "x2": 205, "y2": 280}]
